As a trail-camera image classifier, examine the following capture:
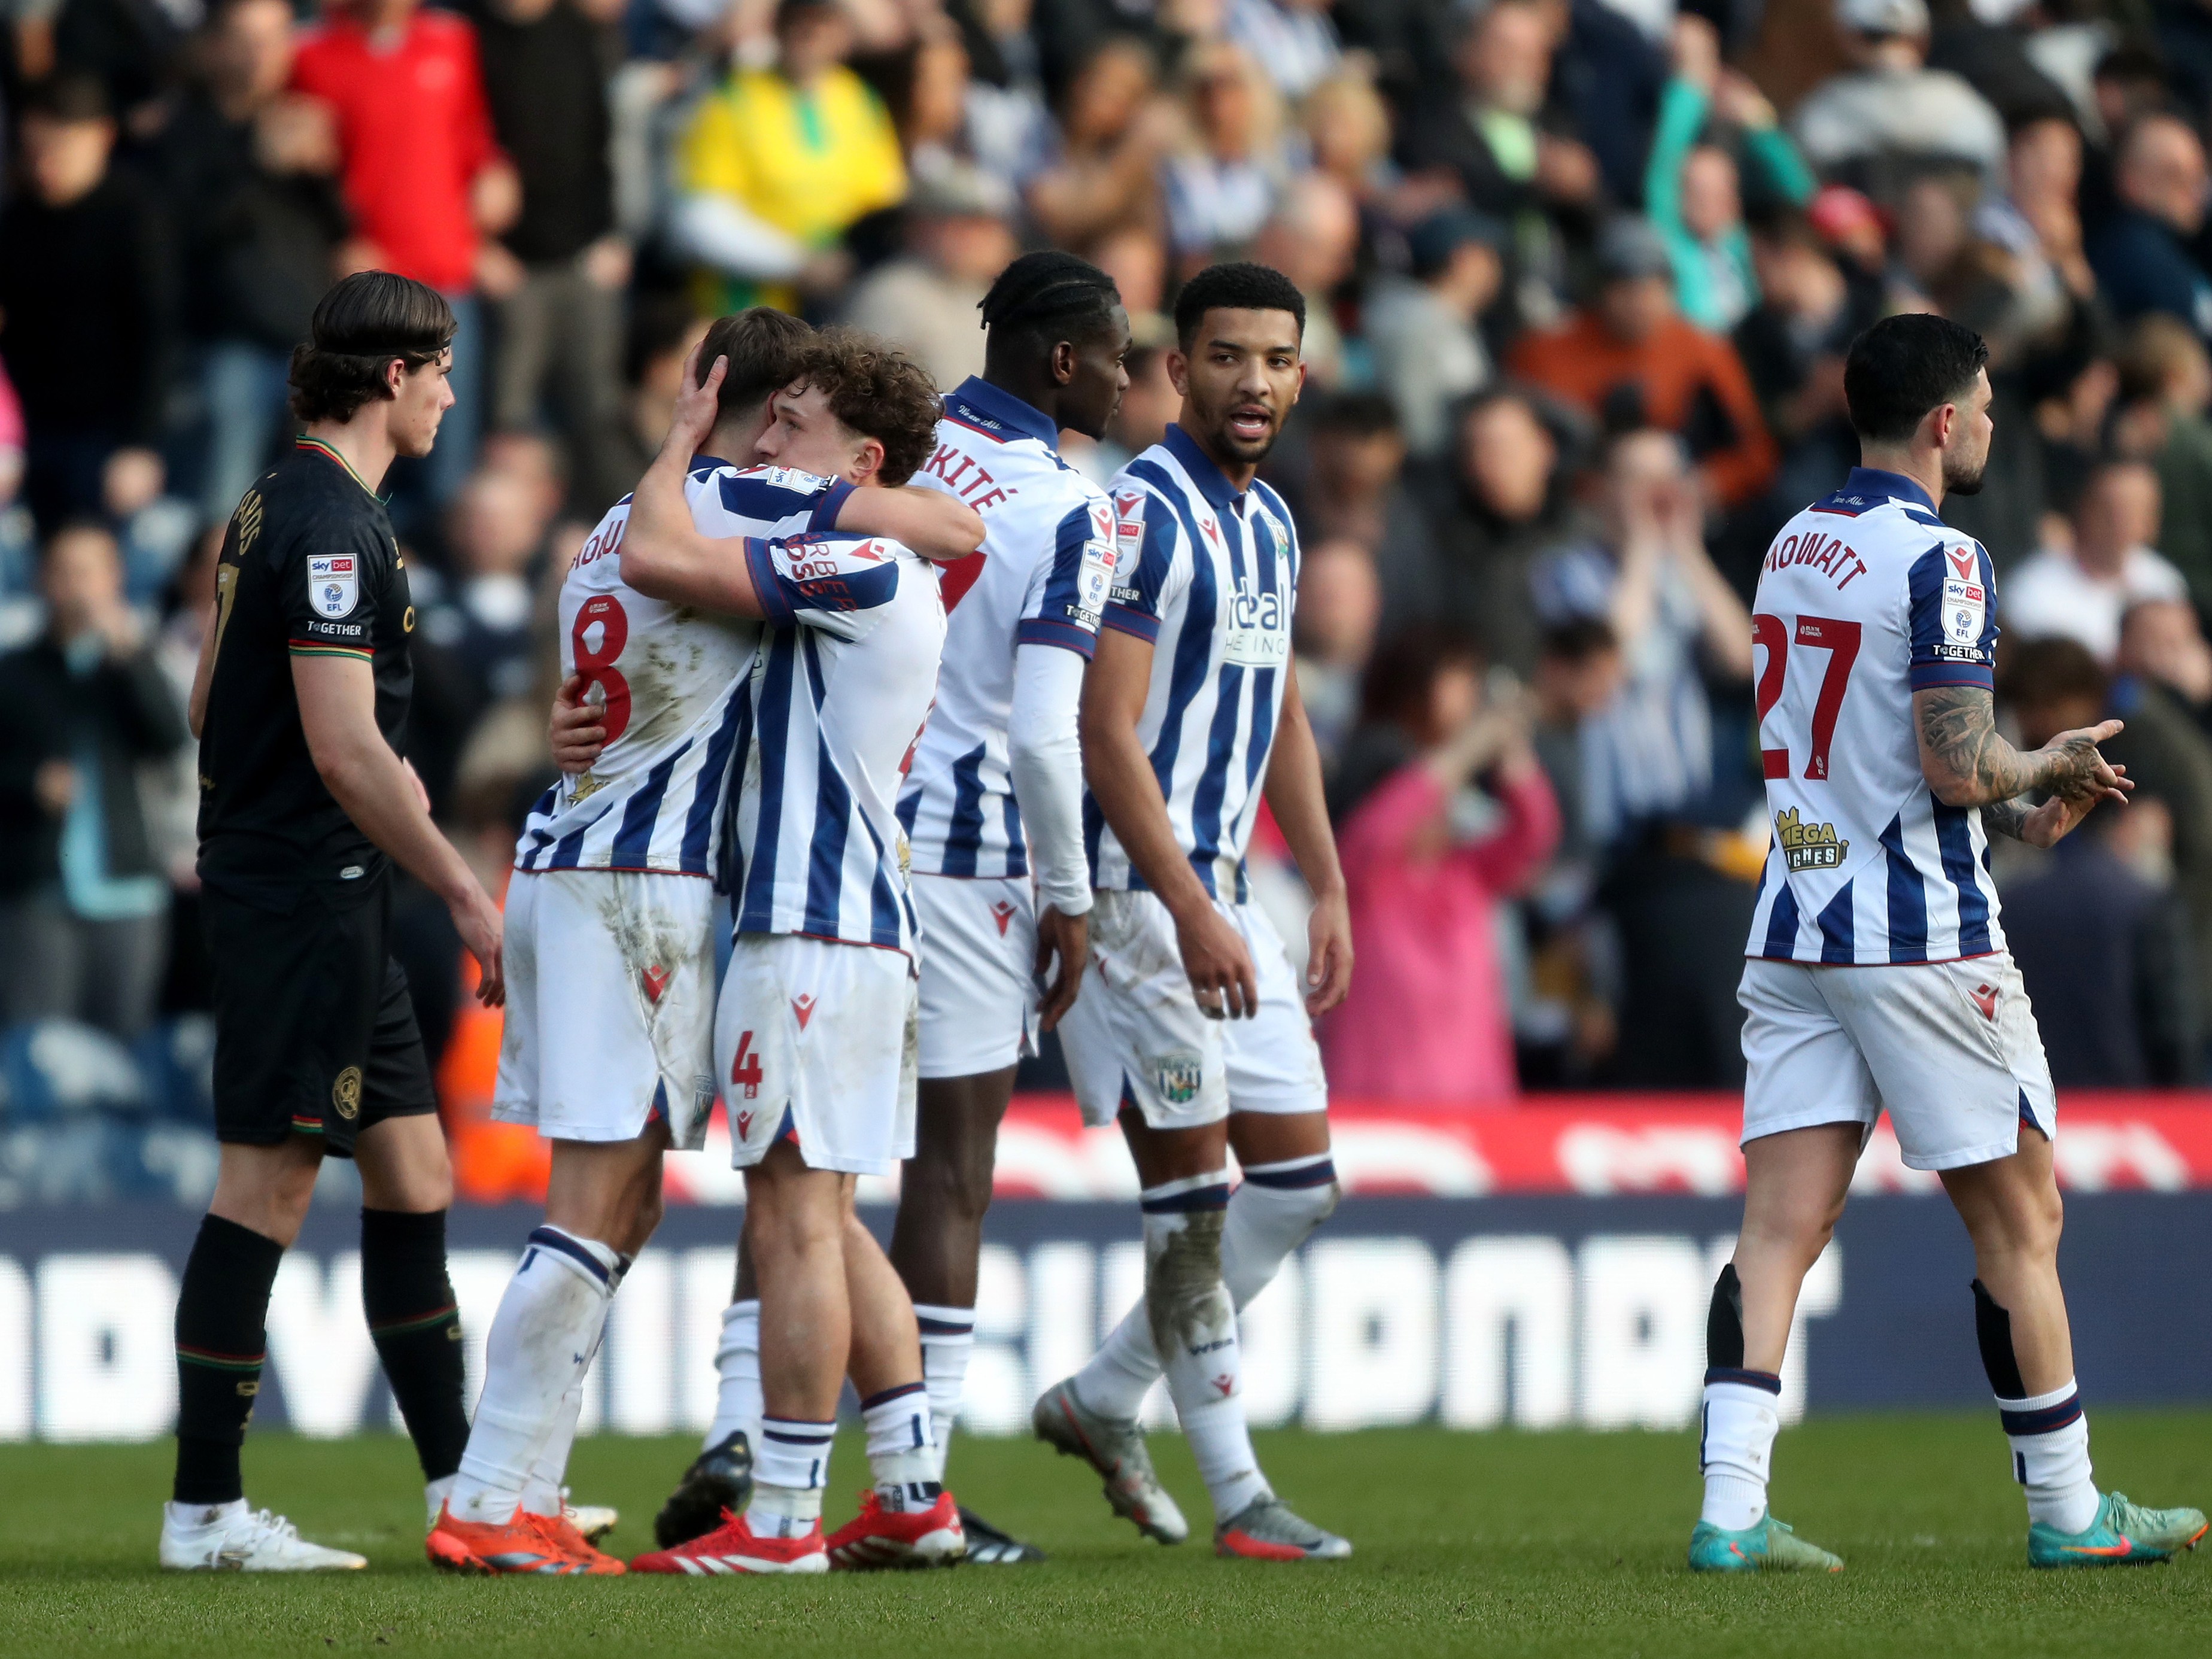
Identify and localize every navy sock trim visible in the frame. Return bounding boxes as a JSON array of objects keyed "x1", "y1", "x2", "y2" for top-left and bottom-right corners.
[
  {"x1": 859, "y1": 1381, "x2": 927, "y2": 1412},
  {"x1": 1241, "y1": 1159, "x2": 1337, "y2": 1189},
  {"x1": 916, "y1": 1315, "x2": 974, "y2": 1336},
  {"x1": 761, "y1": 1418, "x2": 836, "y2": 1447},
  {"x1": 1140, "y1": 1183, "x2": 1230, "y2": 1214},
  {"x1": 525, "y1": 1226, "x2": 609, "y2": 1285},
  {"x1": 1704, "y1": 1367, "x2": 1782, "y2": 1394},
  {"x1": 2000, "y1": 1393, "x2": 2083, "y2": 1437}
]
